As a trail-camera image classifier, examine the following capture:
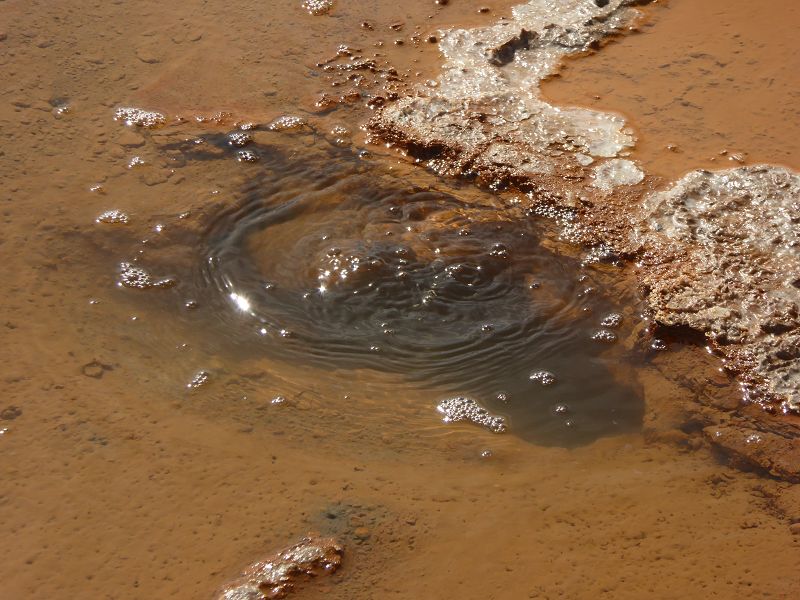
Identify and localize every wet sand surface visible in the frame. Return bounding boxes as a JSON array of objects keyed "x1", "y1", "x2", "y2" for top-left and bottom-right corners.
[
  {"x1": 1, "y1": 1, "x2": 799, "y2": 599},
  {"x1": 542, "y1": 0, "x2": 800, "y2": 180}
]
